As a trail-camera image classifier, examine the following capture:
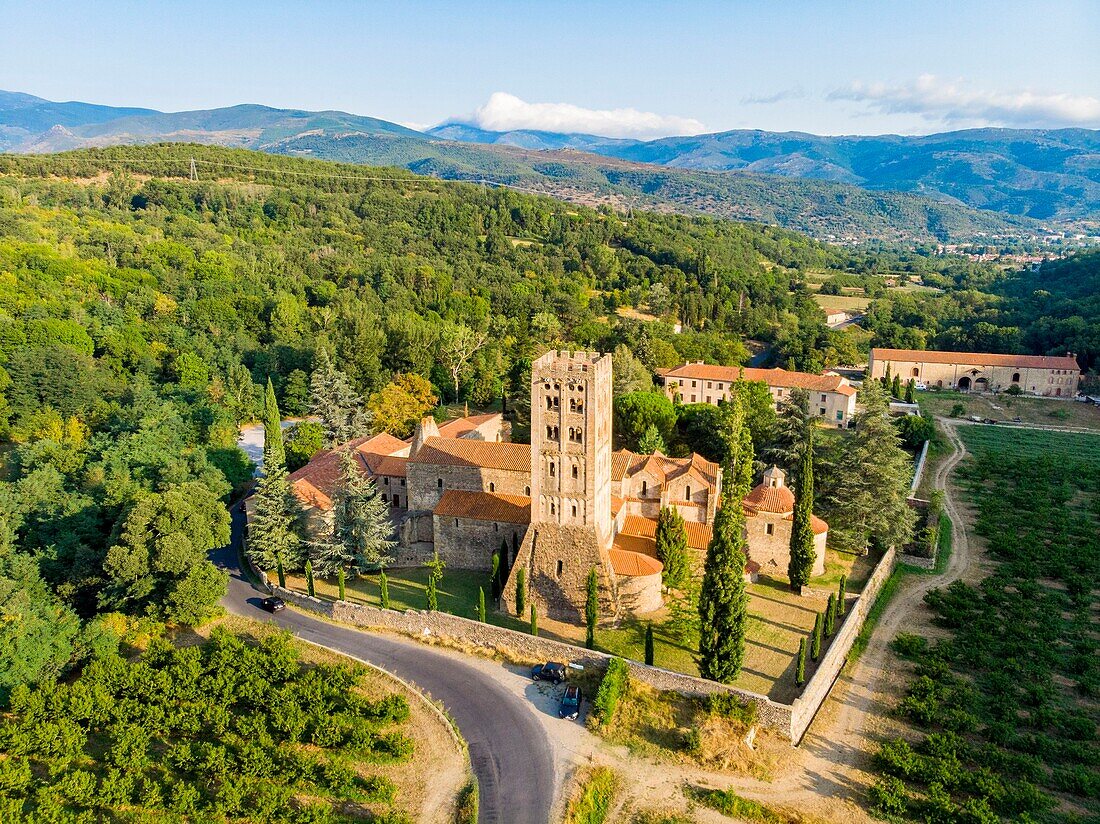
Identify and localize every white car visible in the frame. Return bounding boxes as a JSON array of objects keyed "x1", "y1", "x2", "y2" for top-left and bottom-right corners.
[{"x1": 914, "y1": 382, "x2": 928, "y2": 391}]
